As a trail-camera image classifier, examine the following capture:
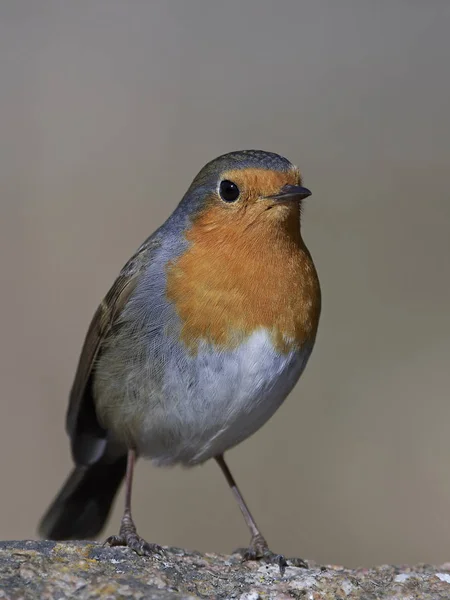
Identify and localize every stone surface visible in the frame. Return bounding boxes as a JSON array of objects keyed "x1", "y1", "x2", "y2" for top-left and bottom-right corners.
[{"x1": 1, "y1": 540, "x2": 450, "y2": 599}]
